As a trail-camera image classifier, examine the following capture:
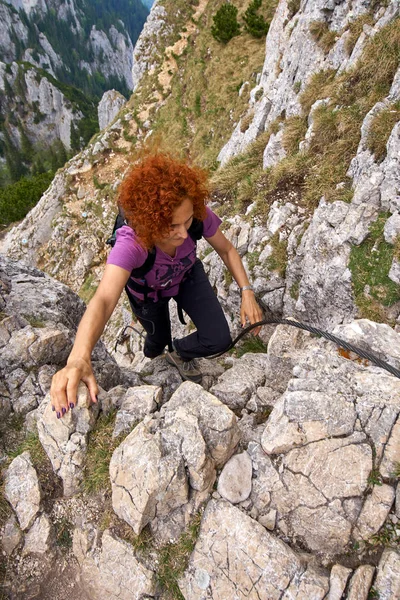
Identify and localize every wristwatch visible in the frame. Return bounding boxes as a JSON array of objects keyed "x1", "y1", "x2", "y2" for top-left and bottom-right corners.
[{"x1": 240, "y1": 285, "x2": 253, "y2": 293}]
